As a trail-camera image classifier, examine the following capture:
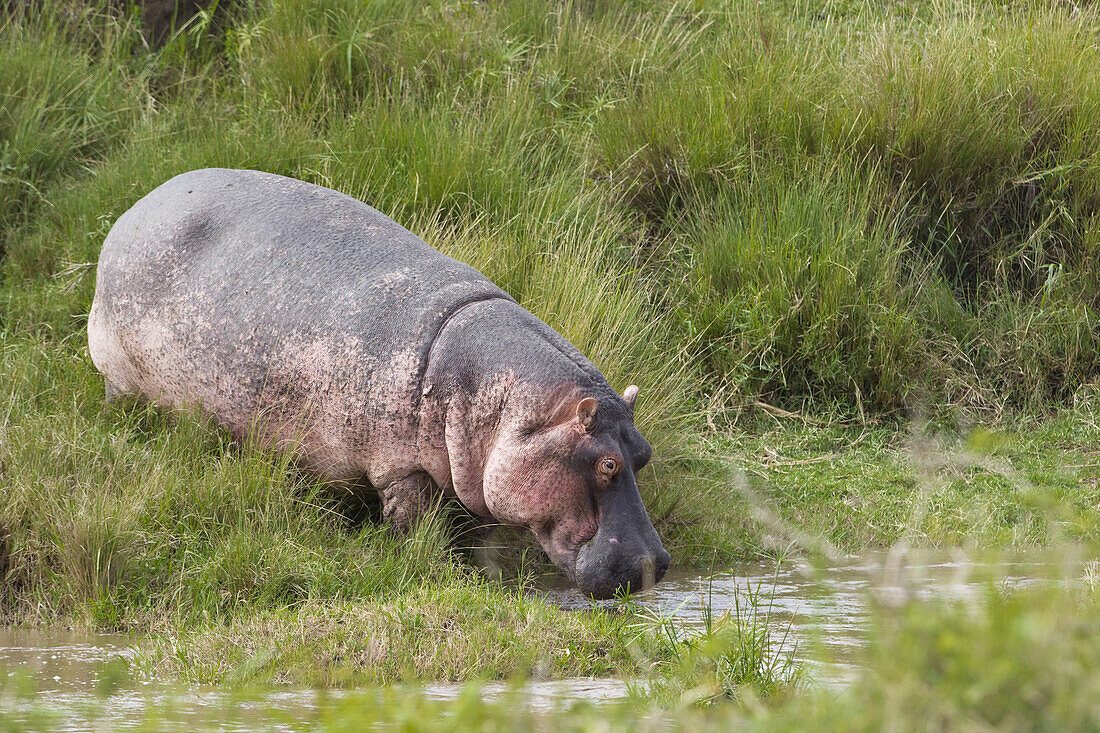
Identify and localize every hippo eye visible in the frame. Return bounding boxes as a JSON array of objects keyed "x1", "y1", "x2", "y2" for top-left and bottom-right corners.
[{"x1": 598, "y1": 457, "x2": 620, "y2": 477}]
